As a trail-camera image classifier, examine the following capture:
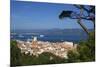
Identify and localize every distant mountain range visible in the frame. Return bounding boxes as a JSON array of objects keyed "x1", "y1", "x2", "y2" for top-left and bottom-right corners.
[{"x1": 11, "y1": 29, "x2": 94, "y2": 36}]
